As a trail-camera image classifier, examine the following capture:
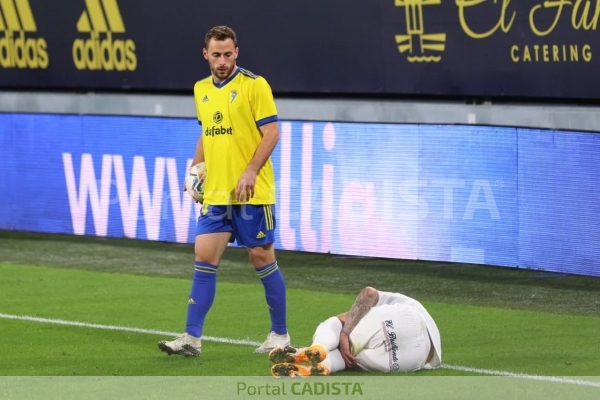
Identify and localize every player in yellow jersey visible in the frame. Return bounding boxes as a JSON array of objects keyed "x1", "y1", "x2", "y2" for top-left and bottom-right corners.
[{"x1": 158, "y1": 26, "x2": 290, "y2": 357}]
